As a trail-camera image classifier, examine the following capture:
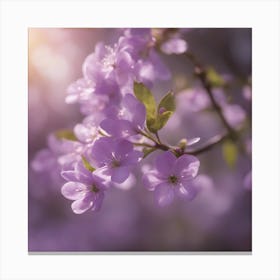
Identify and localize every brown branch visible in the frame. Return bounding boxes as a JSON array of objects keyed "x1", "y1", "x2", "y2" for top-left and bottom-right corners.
[
  {"x1": 185, "y1": 133, "x2": 229, "y2": 155},
  {"x1": 184, "y1": 52, "x2": 238, "y2": 140}
]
